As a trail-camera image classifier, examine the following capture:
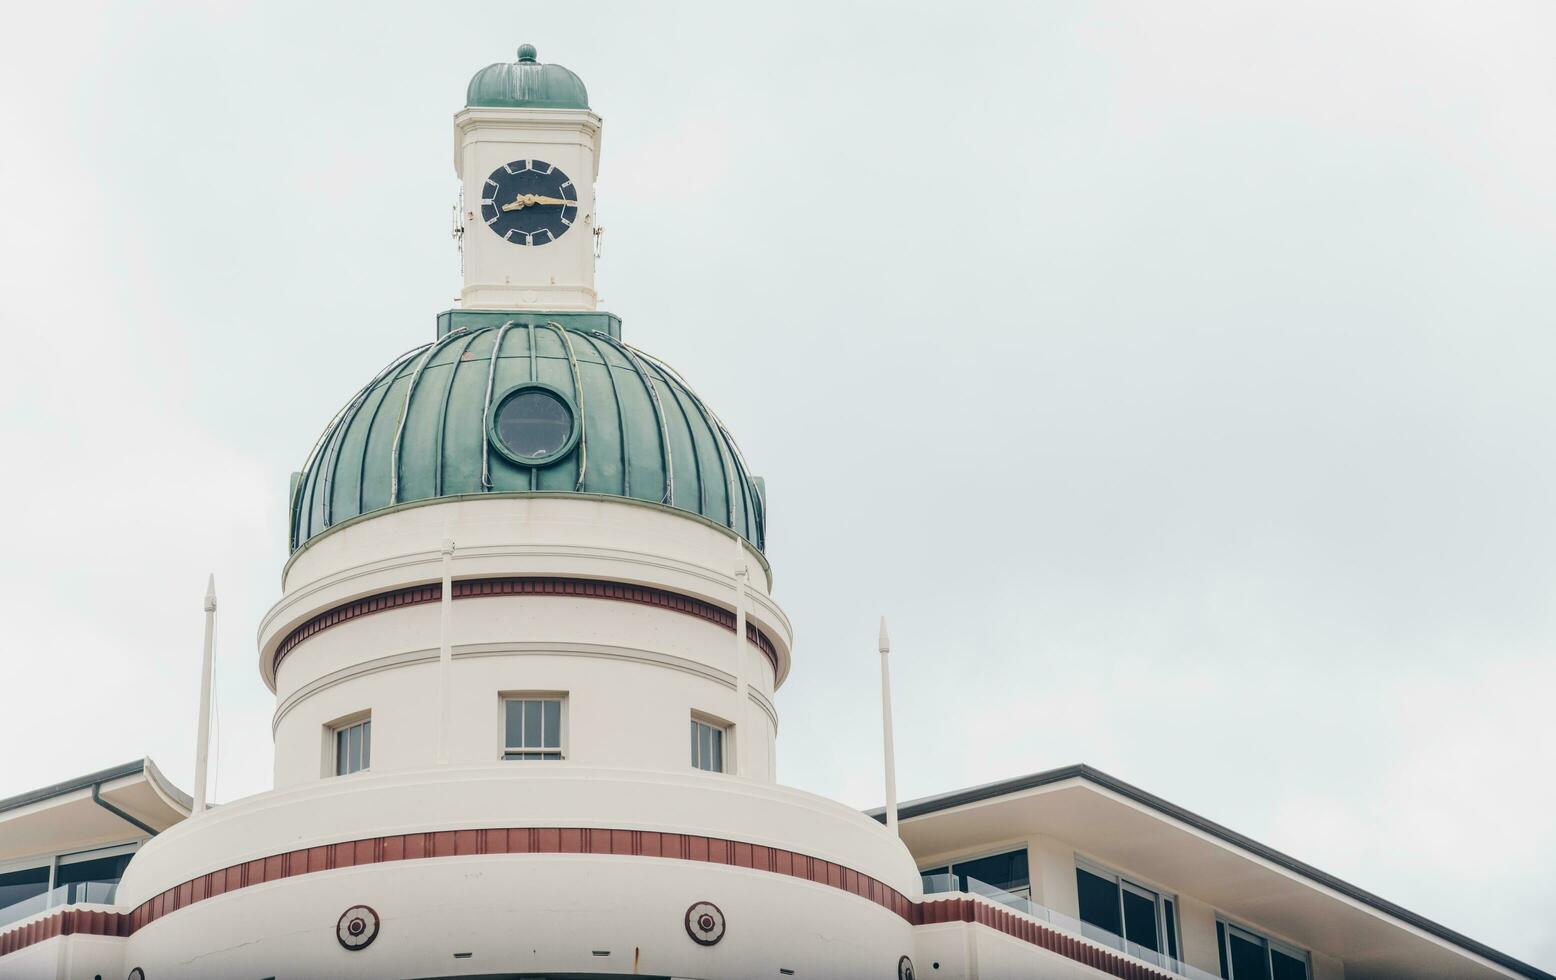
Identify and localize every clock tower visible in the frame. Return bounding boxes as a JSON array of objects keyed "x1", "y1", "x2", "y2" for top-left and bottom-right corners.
[{"x1": 454, "y1": 44, "x2": 601, "y2": 311}]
